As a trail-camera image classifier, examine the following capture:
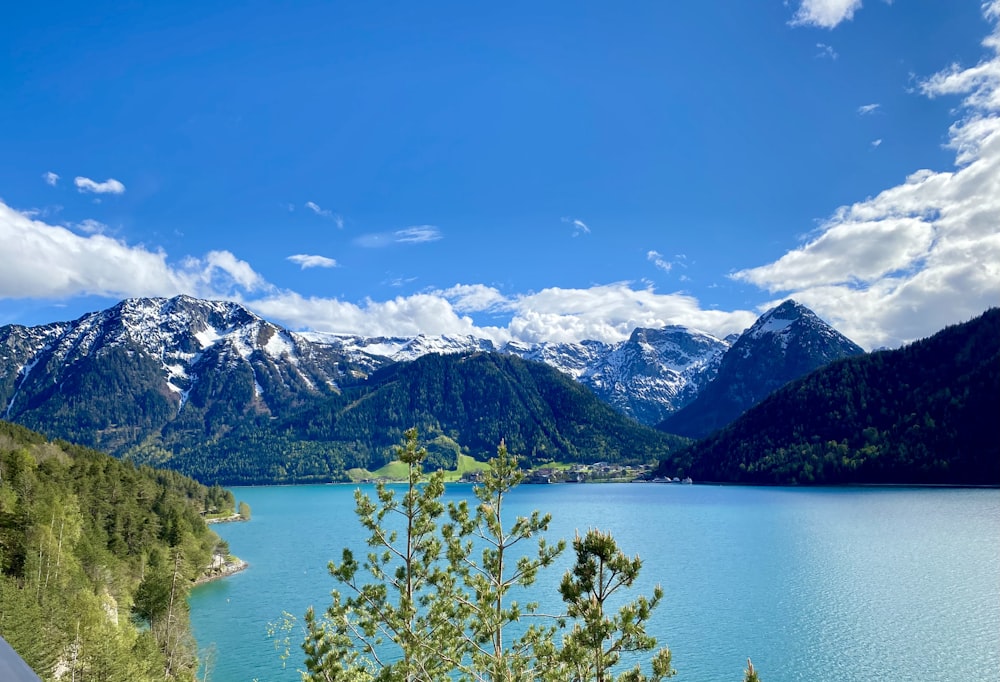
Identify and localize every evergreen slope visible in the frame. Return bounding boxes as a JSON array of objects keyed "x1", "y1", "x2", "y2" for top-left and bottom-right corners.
[
  {"x1": 0, "y1": 420, "x2": 233, "y2": 680},
  {"x1": 659, "y1": 308, "x2": 1000, "y2": 484},
  {"x1": 160, "y1": 352, "x2": 690, "y2": 484},
  {"x1": 658, "y1": 300, "x2": 865, "y2": 439}
]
